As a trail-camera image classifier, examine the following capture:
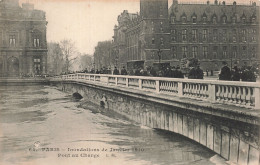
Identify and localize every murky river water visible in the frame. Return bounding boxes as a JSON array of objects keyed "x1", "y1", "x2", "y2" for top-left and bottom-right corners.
[{"x1": 0, "y1": 85, "x2": 225, "y2": 165}]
